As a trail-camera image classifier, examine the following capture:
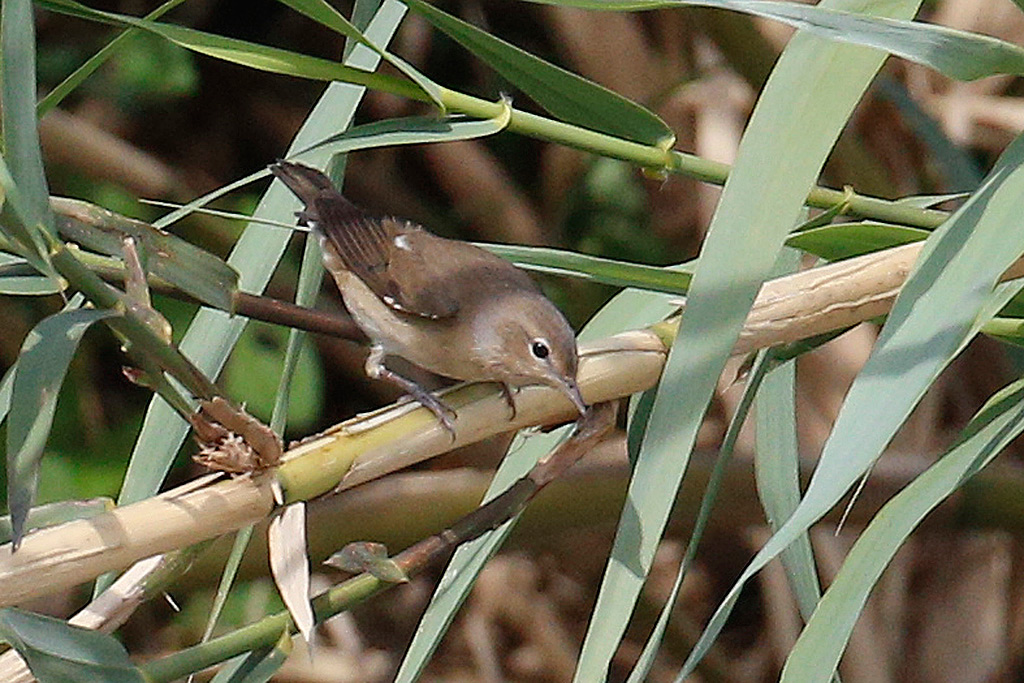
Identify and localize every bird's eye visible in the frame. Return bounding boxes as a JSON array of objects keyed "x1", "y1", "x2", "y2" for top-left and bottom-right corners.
[{"x1": 531, "y1": 340, "x2": 550, "y2": 360}]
